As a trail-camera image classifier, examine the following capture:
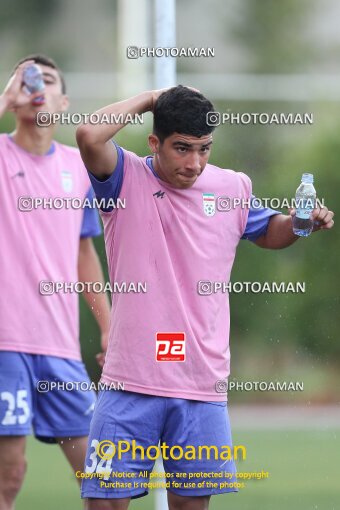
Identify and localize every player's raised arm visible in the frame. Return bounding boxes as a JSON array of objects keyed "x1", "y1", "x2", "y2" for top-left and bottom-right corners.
[
  {"x1": 0, "y1": 60, "x2": 43, "y2": 118},
  {"x1": 76, "y1": 90, "x2": 167, "y2": 180}
]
